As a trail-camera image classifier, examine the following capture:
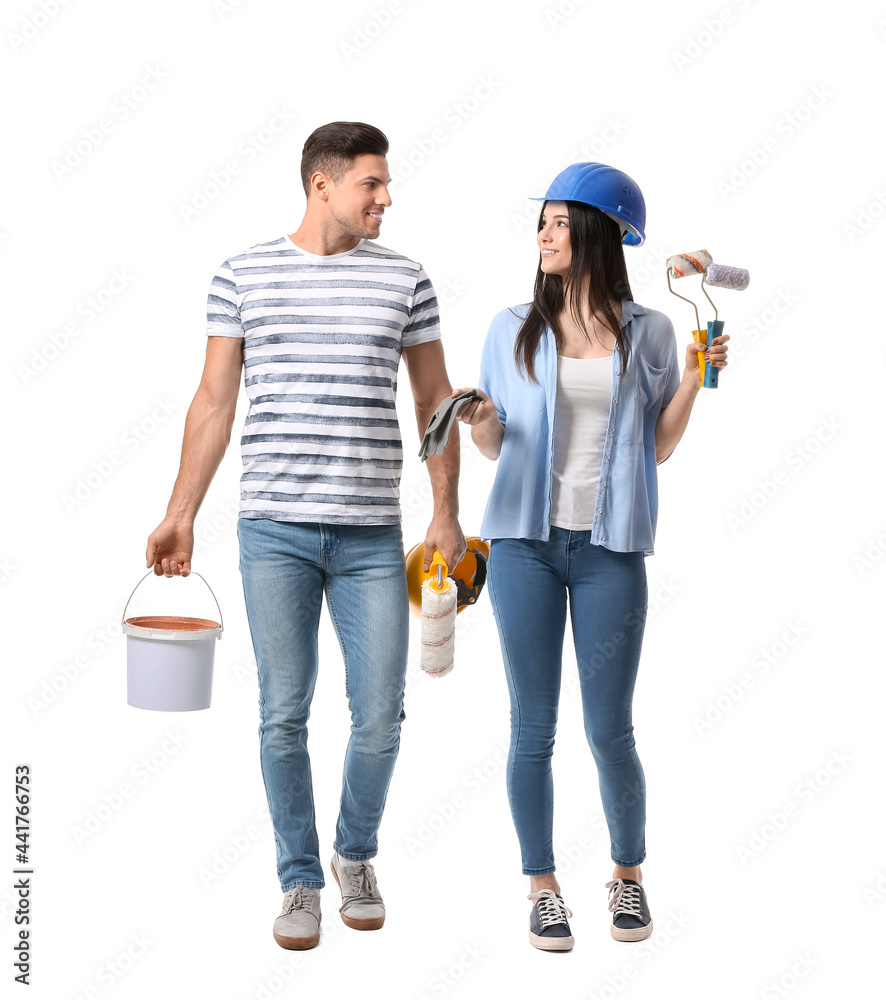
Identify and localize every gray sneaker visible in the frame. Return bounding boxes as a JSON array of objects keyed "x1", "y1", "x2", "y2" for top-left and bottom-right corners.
[
  {"x1": 273, "y1": 886, "x2": 321, "y2": 950},
  {"x1": 330, "y1": 854, "x2": 386, "y2": 930}
]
